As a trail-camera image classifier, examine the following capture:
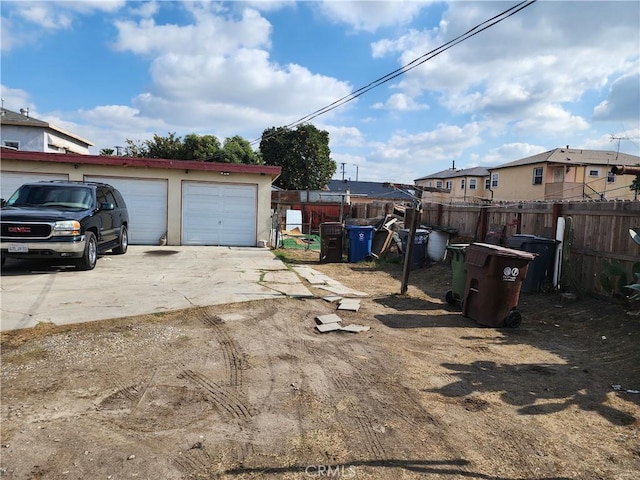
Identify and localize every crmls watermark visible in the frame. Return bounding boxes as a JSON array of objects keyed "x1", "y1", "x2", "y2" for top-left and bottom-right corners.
[{"x1": 304, "y1": 464, "x2": 357, "y2": 478}]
